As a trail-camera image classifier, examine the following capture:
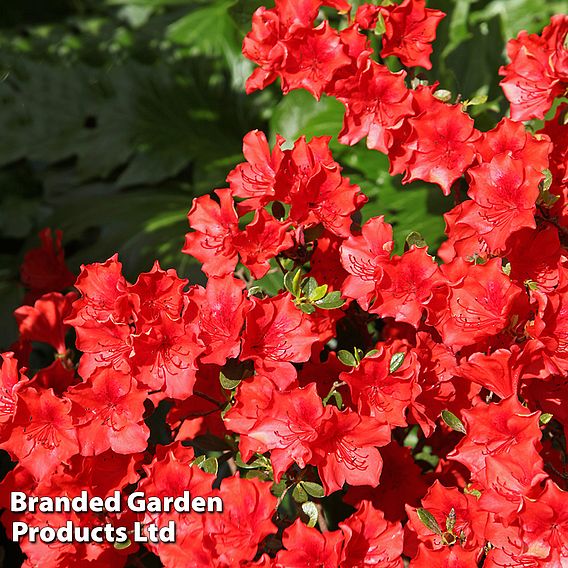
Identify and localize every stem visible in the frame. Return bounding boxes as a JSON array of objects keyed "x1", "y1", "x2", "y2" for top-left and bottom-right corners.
[{"x1": 315, "y1": 502, "x2": 329, "y2": 532}]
